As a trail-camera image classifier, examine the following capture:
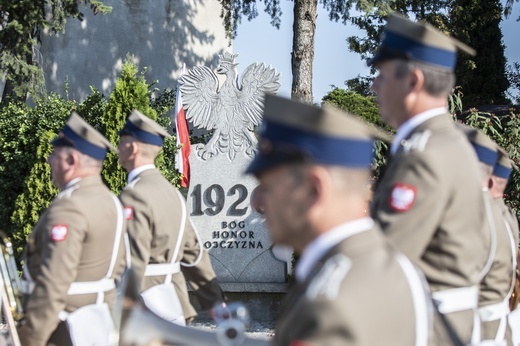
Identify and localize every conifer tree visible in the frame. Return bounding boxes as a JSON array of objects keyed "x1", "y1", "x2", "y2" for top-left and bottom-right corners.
[
  {"x1": 10, "y1": 131, "x2": 58, "y2": 255},
  {"x1": 450, "y1": 0, "x2": 510, "y2": 106},
  {"x1": 0, "y1": 0, "x2": 111, "y2": 102},
  {"x1": 100, "y1": 55, "x2": 159, "y2": 194}
]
